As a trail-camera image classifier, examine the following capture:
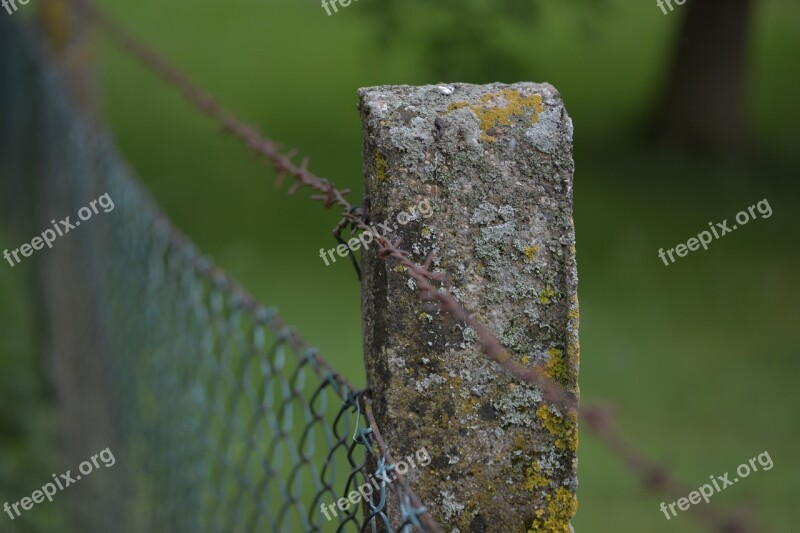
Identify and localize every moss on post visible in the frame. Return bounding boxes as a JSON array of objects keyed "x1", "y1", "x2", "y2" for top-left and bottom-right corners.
[{"x1": 360, "y1": 83, "x2": 579, "y2": 531}]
